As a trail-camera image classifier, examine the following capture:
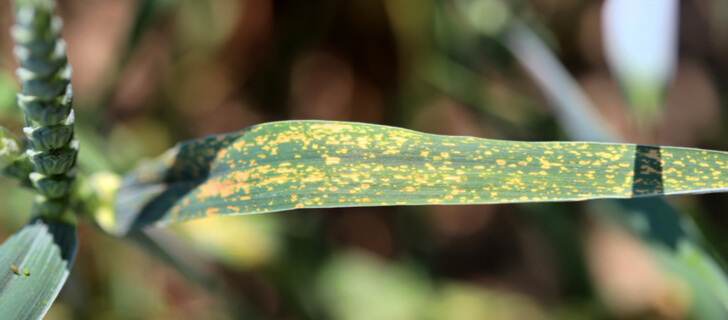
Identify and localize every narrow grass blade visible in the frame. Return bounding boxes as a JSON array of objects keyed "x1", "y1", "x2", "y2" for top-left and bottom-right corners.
[
  {"x1": 0, "y1": 218, "x2": 77, "y2": 319},
  {"x1": 502, "y1": 20, "x2": 618, "y2": 142},
  {"x1": 114, "y1": 120, "x2": 728, "y2": 235},
  {"x1": 124, "y1": 0, "x2": 180, "y2": 63}
]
